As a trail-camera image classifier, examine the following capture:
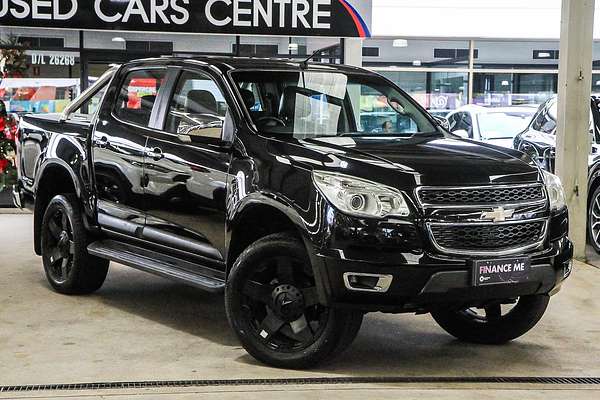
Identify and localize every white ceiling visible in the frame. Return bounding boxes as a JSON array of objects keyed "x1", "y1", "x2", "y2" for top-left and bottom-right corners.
[{"x1": 372, "y1": 0, "x2": 600, "y2": 40}]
